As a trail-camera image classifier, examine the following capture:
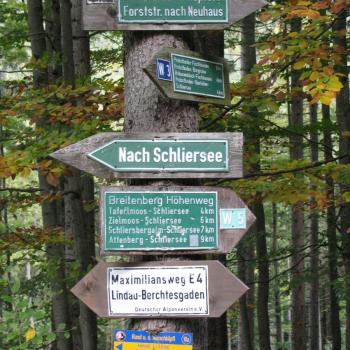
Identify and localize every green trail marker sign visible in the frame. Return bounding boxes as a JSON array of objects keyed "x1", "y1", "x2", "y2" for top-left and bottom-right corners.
[
  {"x1": 89, "y1": 138, "x2": 228, "y2": 172},
  {"x1": 71, "y1": 260, "x2": 249, "y2": 318},
  {"x1": 144, "y1": 48, "x2": 231, "y2": 105},
  {"x1": 82, "y1": 0, "x2": 266, "y2": 31},
  {"x1": 118, "y1": 0, "x2": 228, "y2": 23},
  {"x1": 50, "y1": 132, "x2": 243, "y2": 179},
  {"x1": 100, "y1": 186, "x2": 255, "y2": 255}
]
